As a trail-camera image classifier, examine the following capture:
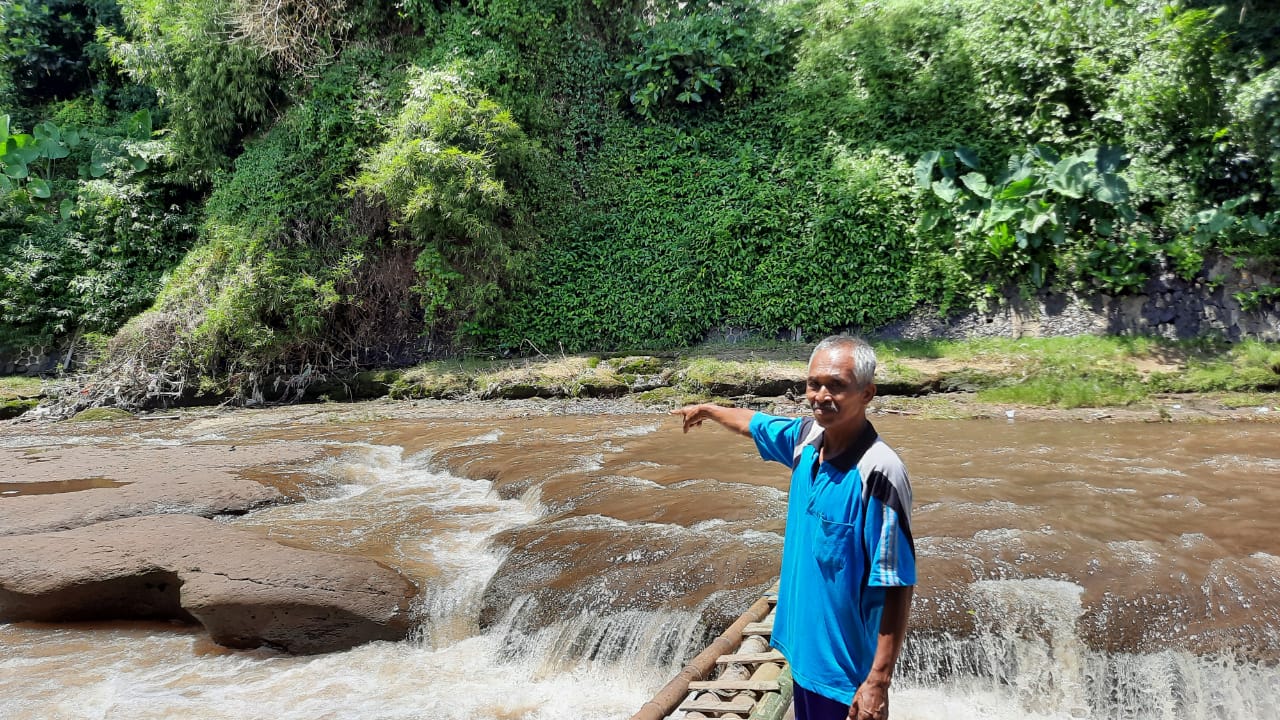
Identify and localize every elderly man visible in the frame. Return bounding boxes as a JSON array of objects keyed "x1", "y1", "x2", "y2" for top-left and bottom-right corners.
[{"x1": 672, "y1": 335, "x2": 915, "y2": 720}]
